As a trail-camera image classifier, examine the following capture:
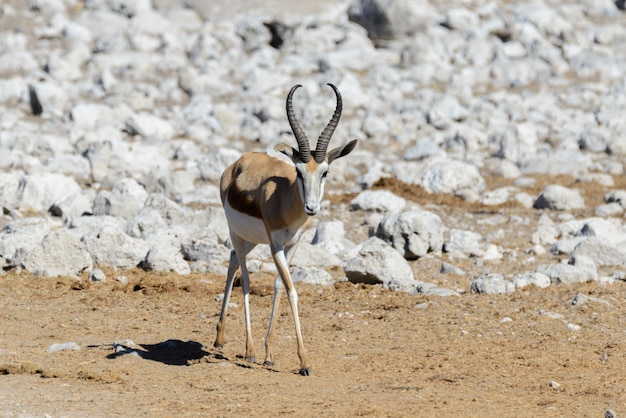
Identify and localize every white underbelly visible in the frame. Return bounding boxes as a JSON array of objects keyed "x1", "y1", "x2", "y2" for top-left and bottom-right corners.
[
  {"x1": 223, "y1": 200, "x2": 270, "y2": 244},
  {"x1": 223, "y1": 200, "x2": 310, "y2": 247}
]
